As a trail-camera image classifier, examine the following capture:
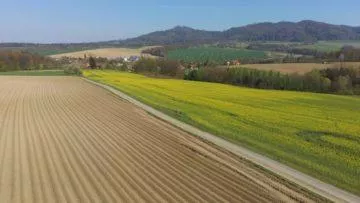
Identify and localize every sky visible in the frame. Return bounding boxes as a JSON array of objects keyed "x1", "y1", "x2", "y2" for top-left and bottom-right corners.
[{"x1": 0, "y1": 0, "x2": 359, "y2": 43}]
